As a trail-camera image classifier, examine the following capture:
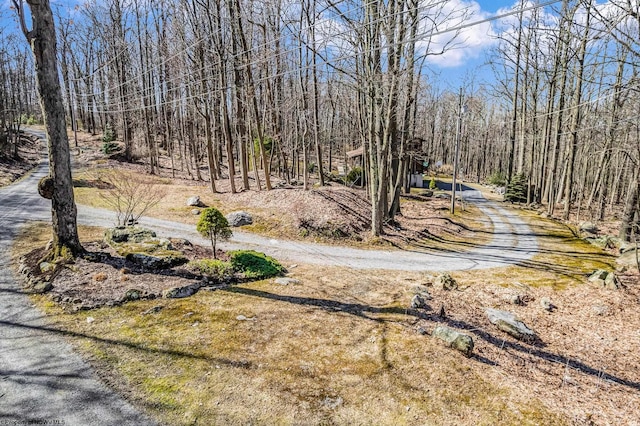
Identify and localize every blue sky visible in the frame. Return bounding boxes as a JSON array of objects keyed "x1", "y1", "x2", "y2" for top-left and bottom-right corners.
[{"x1": 1, "y1": 0, "x2": 554, "y2": 91}]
